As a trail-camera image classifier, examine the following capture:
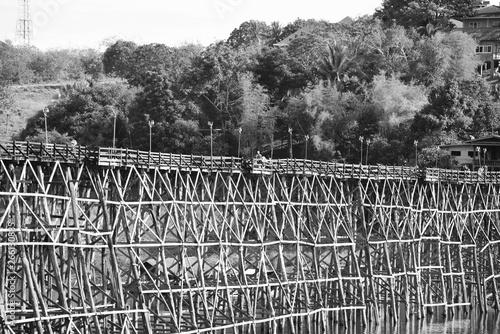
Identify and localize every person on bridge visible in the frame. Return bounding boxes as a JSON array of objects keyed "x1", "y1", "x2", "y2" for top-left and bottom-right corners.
[{"x1": 254, "y1": 151, "x2": 263, "y2": 167}]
